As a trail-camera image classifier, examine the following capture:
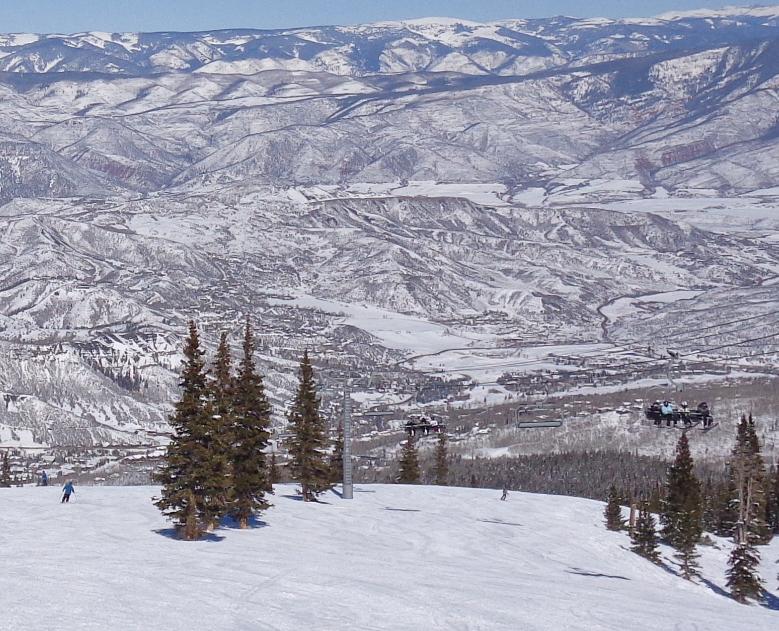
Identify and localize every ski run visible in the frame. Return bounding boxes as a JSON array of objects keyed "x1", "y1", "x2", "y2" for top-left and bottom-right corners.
[{"x1": 1, "y1": 484, "x2": 777, "y2": 630}]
